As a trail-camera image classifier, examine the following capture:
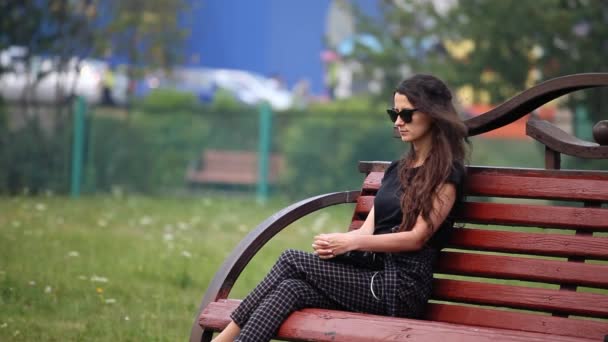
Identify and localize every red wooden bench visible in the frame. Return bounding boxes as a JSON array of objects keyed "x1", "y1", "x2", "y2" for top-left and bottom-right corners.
[
  {"x1": 190, "y1": 73, "x2": 608, "y2": 341},
  {"x1": 186, "y1": 149, "x2": 285, "y2": 186}
]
